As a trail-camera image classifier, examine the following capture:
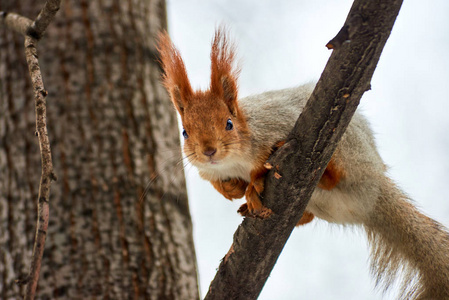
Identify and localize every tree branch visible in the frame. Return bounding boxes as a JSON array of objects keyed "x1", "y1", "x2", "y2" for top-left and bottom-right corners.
[
  {"x1": 205, "y1": 0, "x2": 403, "y2": 299},
  {"x1": 1, "y1": 12, "x2": 32, "y2": 36},
  {"x1": 1, "y1": 1, "x2": 61, "y2": 299},
  {"x1": 27, "y1": 0, "x2": 61, "y2": 40}
]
